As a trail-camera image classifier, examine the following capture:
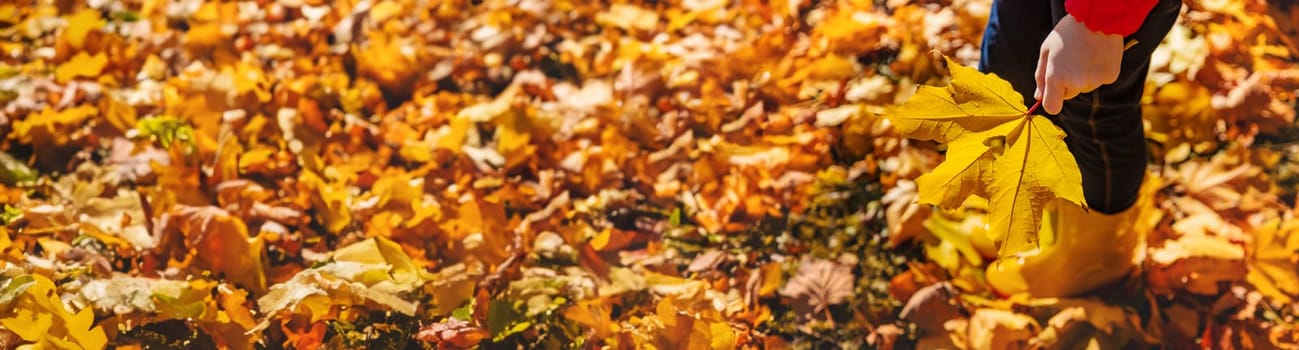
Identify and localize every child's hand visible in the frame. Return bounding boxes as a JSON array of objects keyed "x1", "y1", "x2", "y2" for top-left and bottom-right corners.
[{"x1": 1034, "y1": 14, "x2": 1124, "y2": 115}]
